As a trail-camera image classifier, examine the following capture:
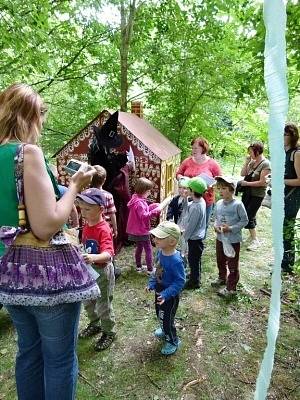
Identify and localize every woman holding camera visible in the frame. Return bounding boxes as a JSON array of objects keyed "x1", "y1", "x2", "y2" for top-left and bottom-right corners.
[
  {"x1": 282, "y1": 123, "x2": 300, "y2": 273},
  {"x1": 239, "y1": 141, "x2": 271, "y2": 251},
  {"x1": 0, "y1": 83, "x2": 98, "y2": 399}
]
